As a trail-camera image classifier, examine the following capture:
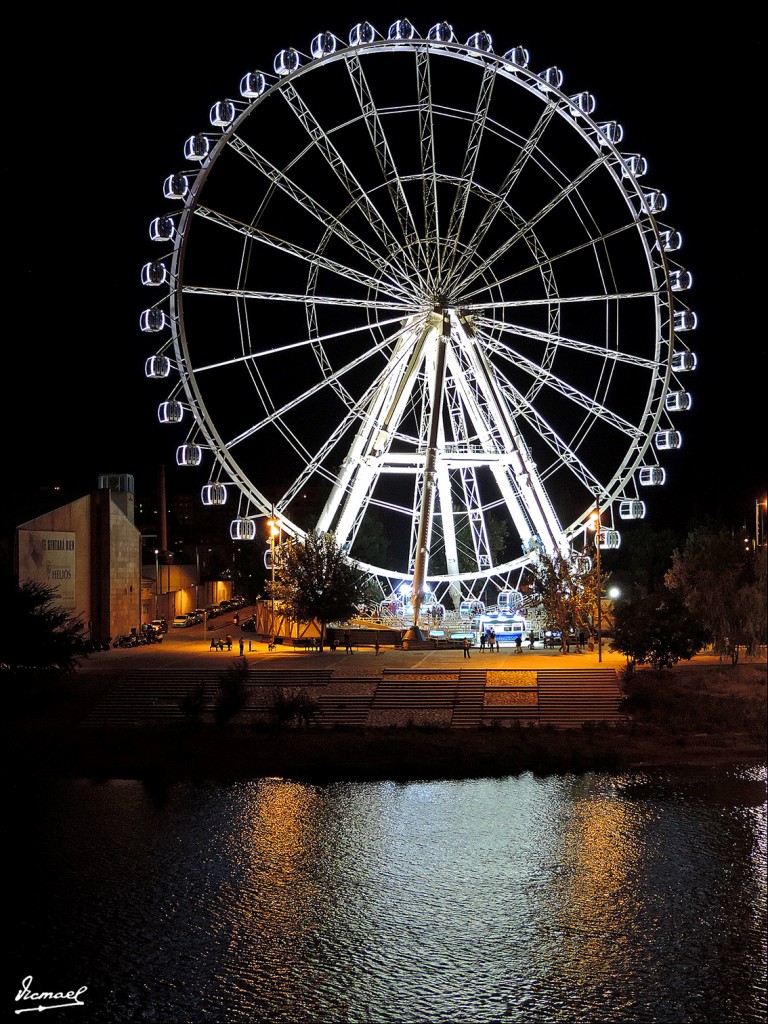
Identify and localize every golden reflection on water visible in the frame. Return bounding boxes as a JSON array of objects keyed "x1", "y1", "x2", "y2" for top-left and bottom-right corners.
[
  {"x1": 217, "y1": 779, "x2": 327, "y2": 1003},
  {"x1": 551, "y1": 789, "x2": 643, "y2": 977}
]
